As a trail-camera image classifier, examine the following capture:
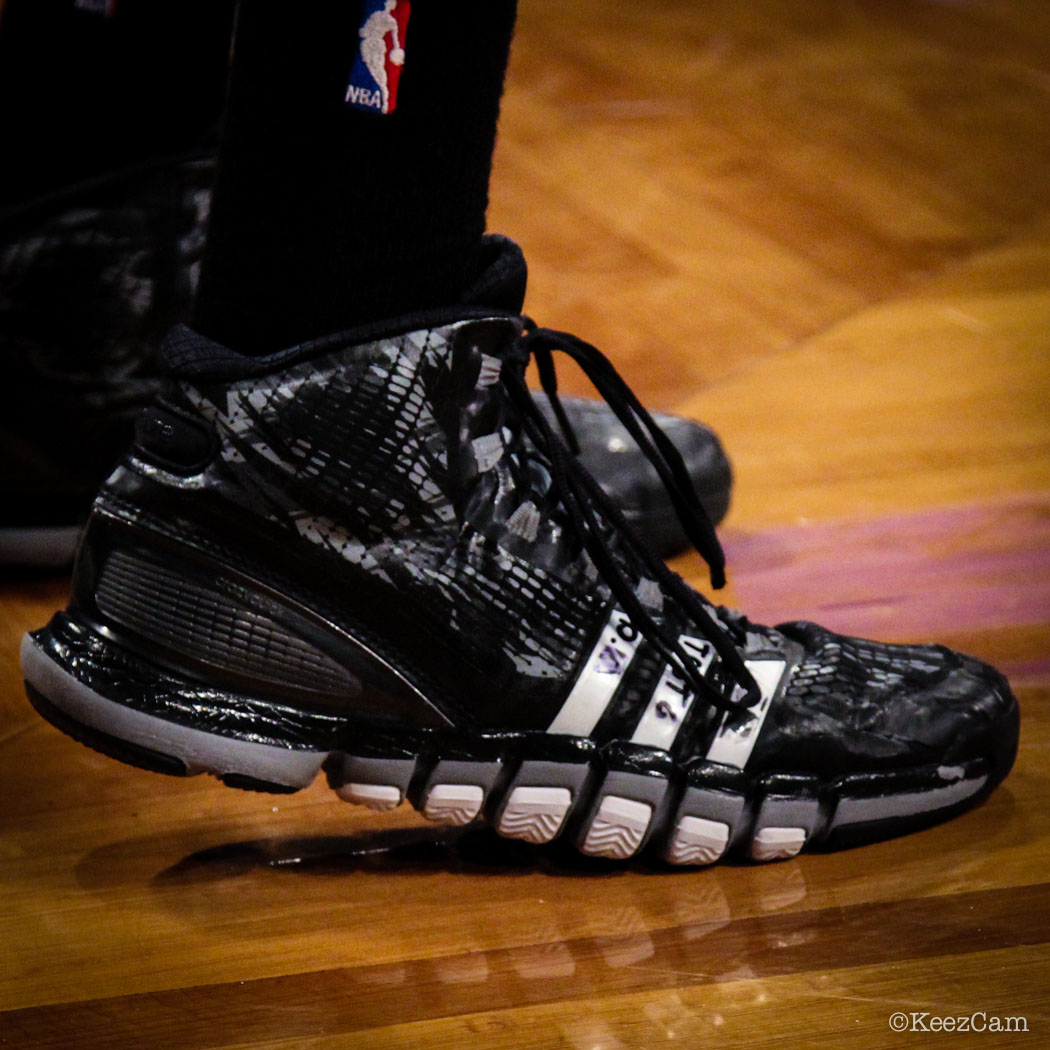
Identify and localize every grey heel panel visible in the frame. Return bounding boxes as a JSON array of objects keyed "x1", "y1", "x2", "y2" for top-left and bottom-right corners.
[{"x1": 95, "y1": 548, "x2": 359, "y2": 696}]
